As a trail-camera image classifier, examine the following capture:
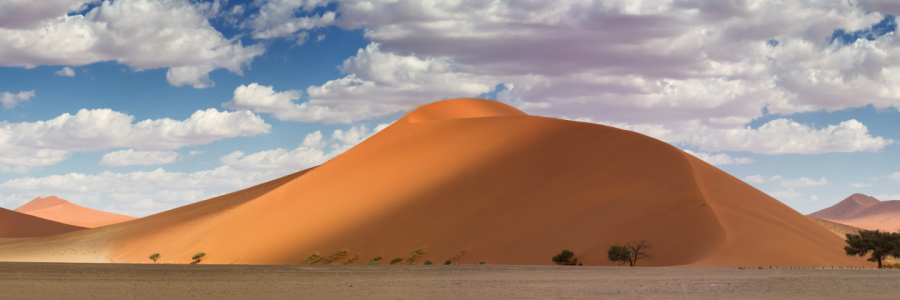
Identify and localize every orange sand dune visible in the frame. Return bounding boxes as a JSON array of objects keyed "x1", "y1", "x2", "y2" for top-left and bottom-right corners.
[
  {"x1": 809, "y1": 194, "x2": 900, "y2": 231},
  {"x1": 0, "y1": 98, "x2": 870, "y2": 267},
  {"x1": 0, "y1": 207, "x2": 85, "y2": 238},
  {"x1": 14, "y1": 196, "x2": 136, "y2": 228}
]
